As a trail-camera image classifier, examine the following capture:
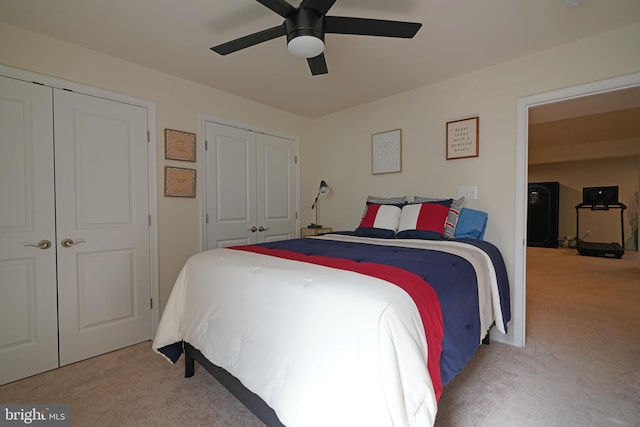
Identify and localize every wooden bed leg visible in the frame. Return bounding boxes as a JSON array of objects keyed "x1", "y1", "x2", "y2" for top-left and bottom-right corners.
[{"x1": 185, "y1": 350, "x2": 195, "y2": 377}]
